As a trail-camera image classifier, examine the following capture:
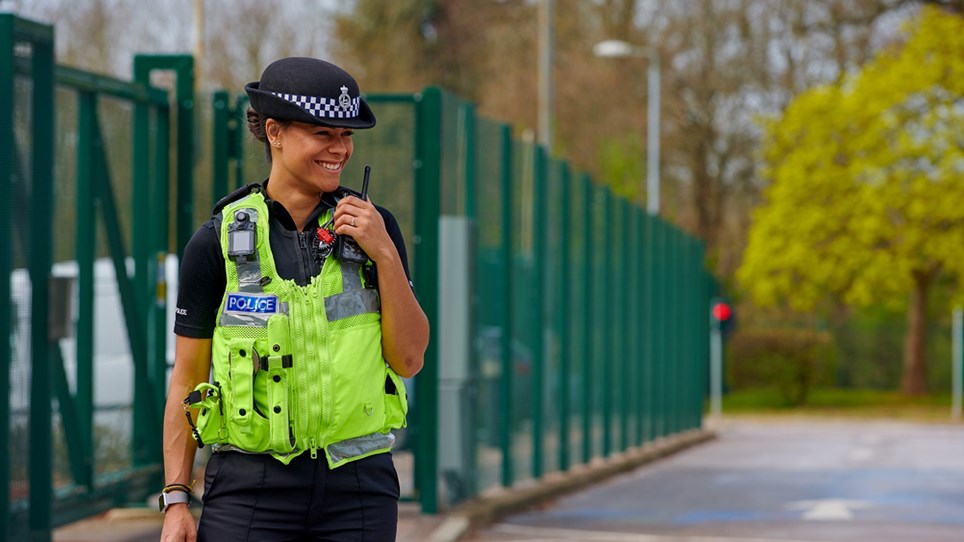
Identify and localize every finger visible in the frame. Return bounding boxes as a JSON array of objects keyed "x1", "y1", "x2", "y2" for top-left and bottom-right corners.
[
  {"x1": 335, "y1": 214, "x2": 364, "y2": 234},
  {"x1": 337, "y1": 195, "x2": 369, "y2": 209}
]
